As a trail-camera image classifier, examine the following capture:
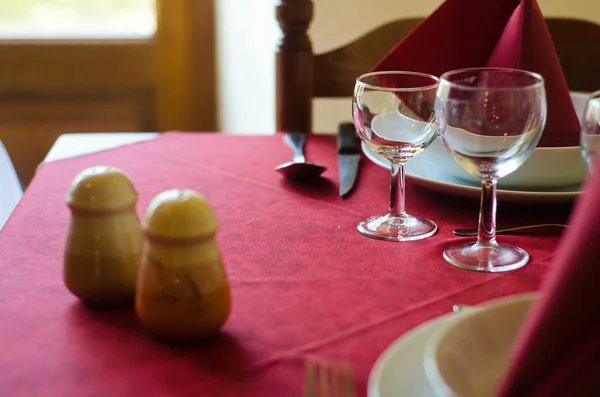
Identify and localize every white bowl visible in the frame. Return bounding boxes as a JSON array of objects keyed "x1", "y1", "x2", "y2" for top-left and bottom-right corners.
[
  {"x1": 423, "y1": 294, "x2": 537, "y2": 397},
  {"x1": 421, "y1": 92, "x2": 589, "y2": 190},
  {"x1": 422, "y1": 138, "x2": 586, "y2": 190}
]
